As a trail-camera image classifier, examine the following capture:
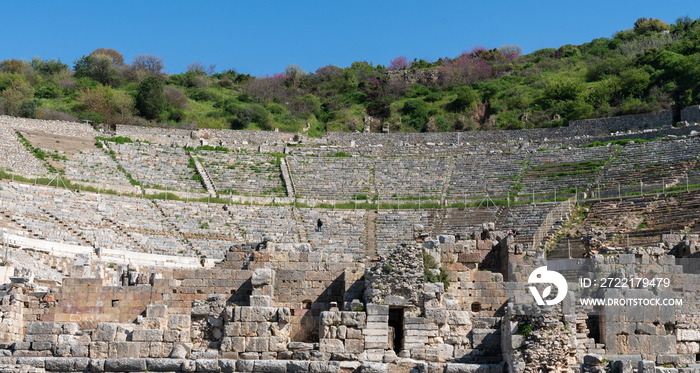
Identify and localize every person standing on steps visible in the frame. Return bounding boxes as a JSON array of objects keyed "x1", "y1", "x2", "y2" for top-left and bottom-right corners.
[{"x1": 317, "y1": 218, "x2": 323, "y2": 233}]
